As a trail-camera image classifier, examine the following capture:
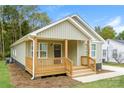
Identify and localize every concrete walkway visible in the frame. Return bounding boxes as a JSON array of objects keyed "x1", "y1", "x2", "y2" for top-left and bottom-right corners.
[{"x1": 73, "y1": 65, "x2": 124, "y2": 83}]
